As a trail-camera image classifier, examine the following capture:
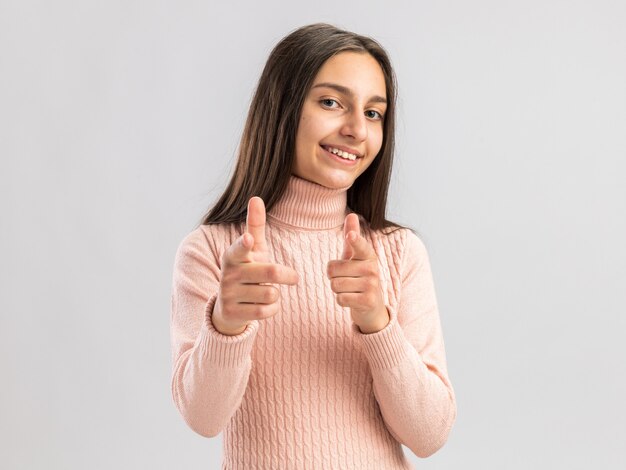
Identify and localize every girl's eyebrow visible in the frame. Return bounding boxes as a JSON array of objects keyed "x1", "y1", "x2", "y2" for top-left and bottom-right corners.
[{"x1": 311, "y1": 82, "x2": 387, "y2": 105}]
